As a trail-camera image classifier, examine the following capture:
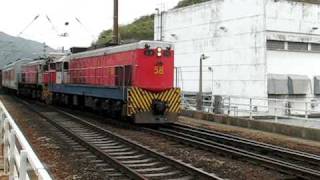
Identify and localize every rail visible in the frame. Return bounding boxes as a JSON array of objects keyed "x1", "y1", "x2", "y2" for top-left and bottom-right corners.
[
  {"x1": 182, "y1": 93, "x2": 320, "y2": 121},
  {"x1": 0, "y1": 101, "x2": 52, "y2": 180}
]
